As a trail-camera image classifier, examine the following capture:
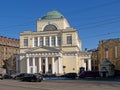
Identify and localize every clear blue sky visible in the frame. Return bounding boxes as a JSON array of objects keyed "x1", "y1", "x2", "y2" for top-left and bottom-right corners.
[{"x1": 0, "y1": 0, "x2": 120, "y2": 50}]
